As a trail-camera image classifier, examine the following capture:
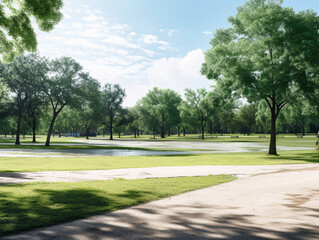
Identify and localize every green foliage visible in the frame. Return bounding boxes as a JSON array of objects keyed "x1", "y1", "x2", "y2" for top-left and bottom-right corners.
[
  {"x1": 0, "y1": 0, "x2": 63, "y2": 61},
  {"x1": 0, "y1": 0, "x2": 63, "y2": 62},
  {"x1": 201, "y1": 0, "x2": 319, "y2": 154},
  {"x1": 0, "y1": 53, "x2": 47, "y2": 144},
  {"x1": 179, "y1": 88, "x2": 210, "y2": 139},
  {"x1": 140, "y1": 87, "x2": 181, "y2": 138},
  {"x1": 100, "y1": 83, "x2": 126, "y2": 140}
]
